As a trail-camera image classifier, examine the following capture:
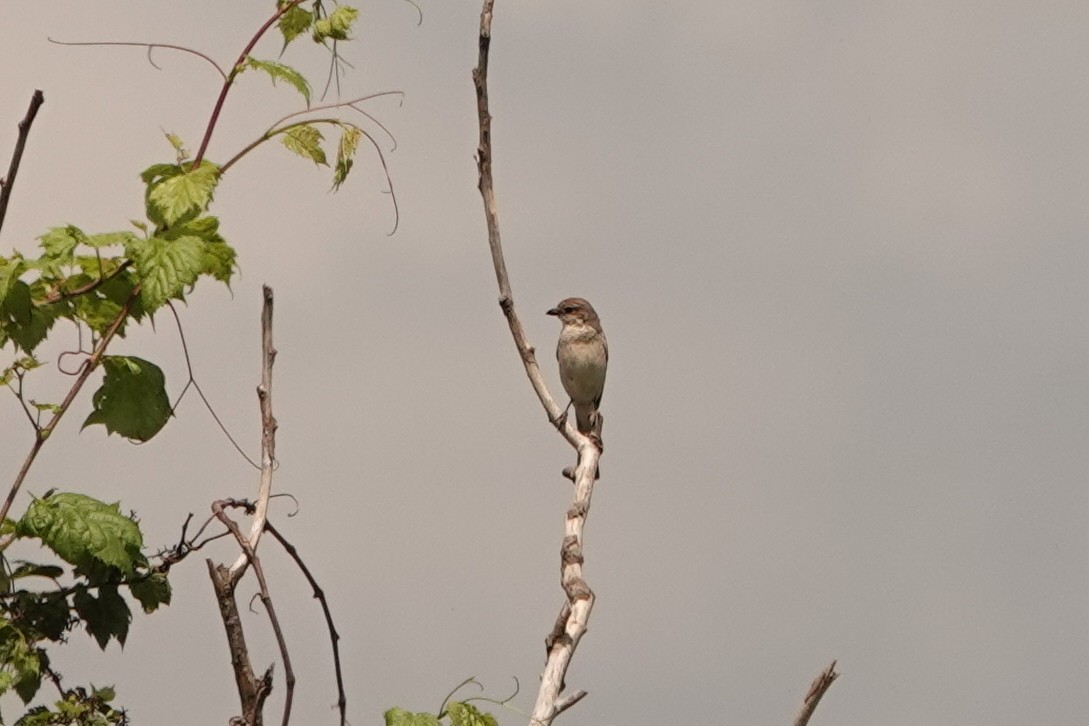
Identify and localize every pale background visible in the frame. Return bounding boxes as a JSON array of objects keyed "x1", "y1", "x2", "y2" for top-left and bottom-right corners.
[{"x1": 2, "y1": 1, "x2": 1088, "y2": 724}]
